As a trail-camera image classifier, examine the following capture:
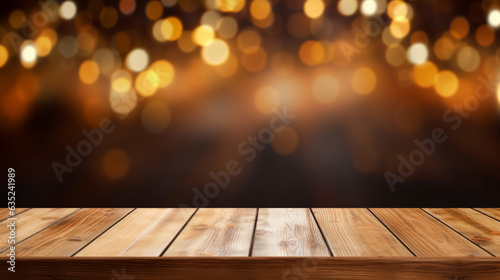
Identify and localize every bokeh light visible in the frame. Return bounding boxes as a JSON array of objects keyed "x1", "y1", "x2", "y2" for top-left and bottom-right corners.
[
  {"x1": 202, "y1": 39, "x2": 230, "y2": 65},
  {"x1": 360, "y1": 0, "x2": 377, "y2": 17},
  {"x1": 149, "y1": 60, "x2": 175, "y2": 88},
  {"x1": 0, "y1": 45, "x2": 8, "y2": 68},
  {"x1": 135, "y1": 69, "x2": 159, "y2": 96},
  {"x1": 193, "y1": 25, "x2": 215, "y2": 46},
  {"x1": 59, "y1": 1, "x2": 77, "y2": 20},
  {"x1": 304, "y1": 0, "x2": 325, "y2": 19},
  {"x1": 126, "y1": 48, "x2": 149, "y2": 72},
  {"x1": 450, "y1": 16, "x2": 469, "y2": 39},
  {"x1": 79, "y1": 60, "x2": 100, "y2": 84},
  {"x1": 338, "y1": 0, "x2": 358, "y2": 16},
  {"x1": 411, "y1": 61, "x2": 438, "y2": 88},
  {"x1": 487, "y1": 9, "x2": 500, "y2": 28},
  {"x1": 20, "y1": 41, "x2": 37, "y2": 68},
  {"x1": 351, "y1": 67, "x2": 377, "y2": 95},
  {"x1": 407, "y1": 43, "x2": 428, "y2": 65},
  {"x1": 434, "y1": 70, "x2": 459, "y2": 97},
  {"x1": 457, "y1": 46, "x2": 480, "y2": 72}
]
